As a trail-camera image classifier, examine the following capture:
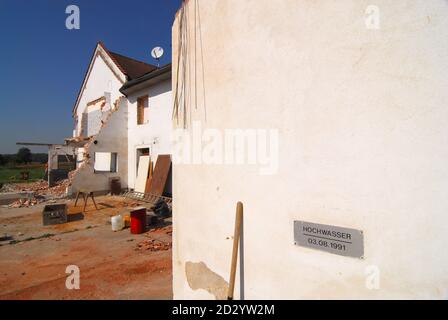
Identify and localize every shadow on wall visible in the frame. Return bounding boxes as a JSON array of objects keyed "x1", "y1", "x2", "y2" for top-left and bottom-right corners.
[
  {"x1": 130, "y1": 82, "x2": 172, "y2": 103},
  {"x1": 173, "y1": 0, "x2": 208, "y2": 129}
]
